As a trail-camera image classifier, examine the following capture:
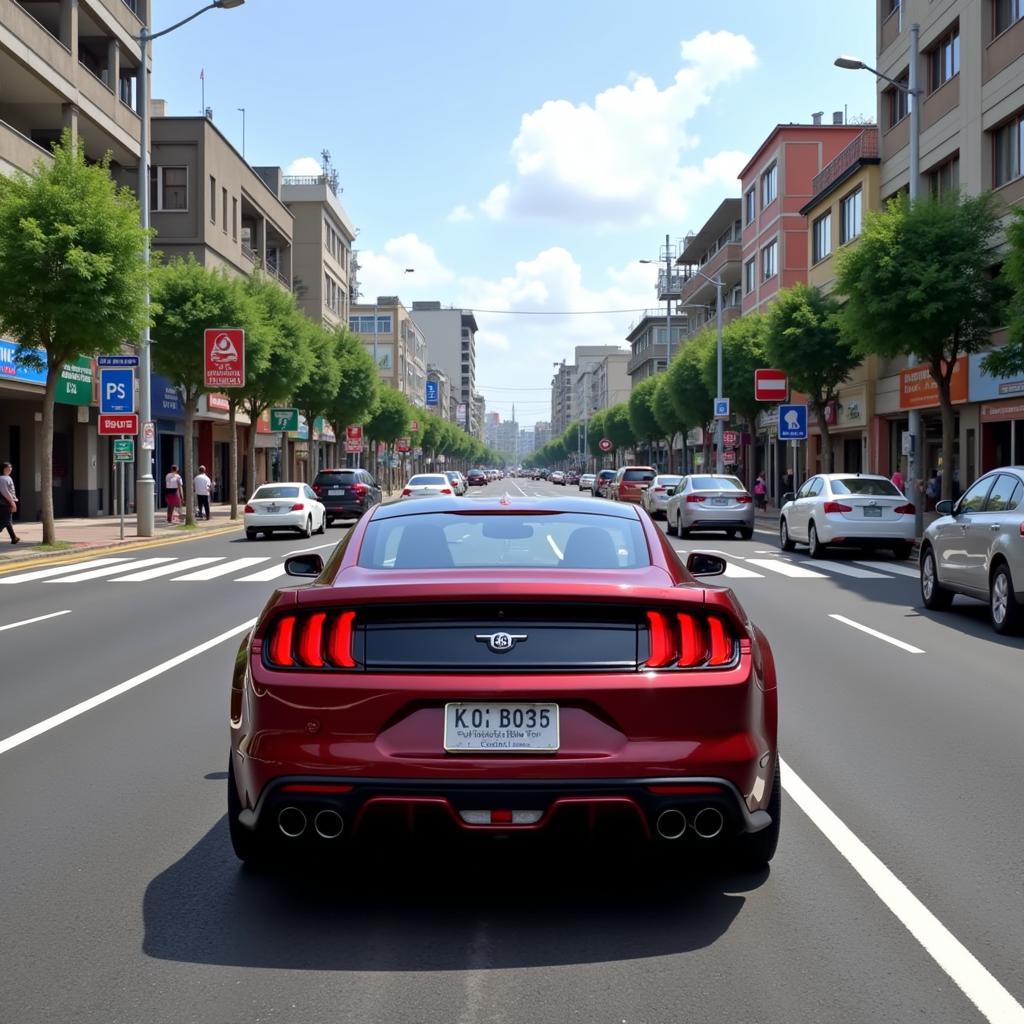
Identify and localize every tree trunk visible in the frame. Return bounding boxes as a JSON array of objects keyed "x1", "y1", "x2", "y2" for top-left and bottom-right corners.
[
  {"x1": 183, "y1": 391, "x2": 196, "y2": 527},
  {"x1": 41, "y1": 360, "x2": 63, "y2": 545},
  {"x1": 814, "y1": 400, "x2": 834, "y2": 475},
  {"x1": 938, "y1": 384, "x2": 956, "y2": 502},
  {"x1": 245, "y1": 400, "x2": 258, "y2": 500},
  {"x1": 228, "y1": 400, "x2": 238, "y2": 519}
]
